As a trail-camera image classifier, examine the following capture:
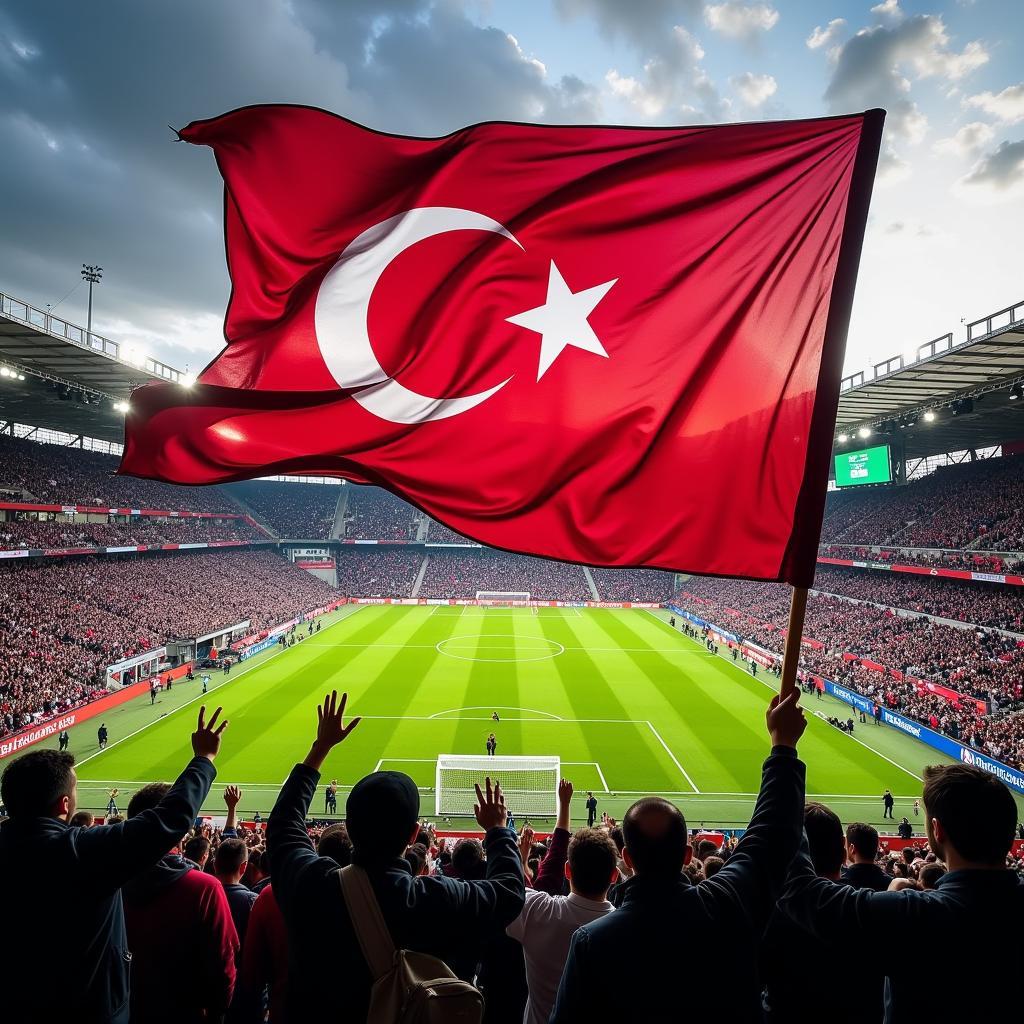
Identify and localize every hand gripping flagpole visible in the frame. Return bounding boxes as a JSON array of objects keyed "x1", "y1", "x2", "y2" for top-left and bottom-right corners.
[{"x1": 779, "y1": 586, "x2": 808, "y2": 699}]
